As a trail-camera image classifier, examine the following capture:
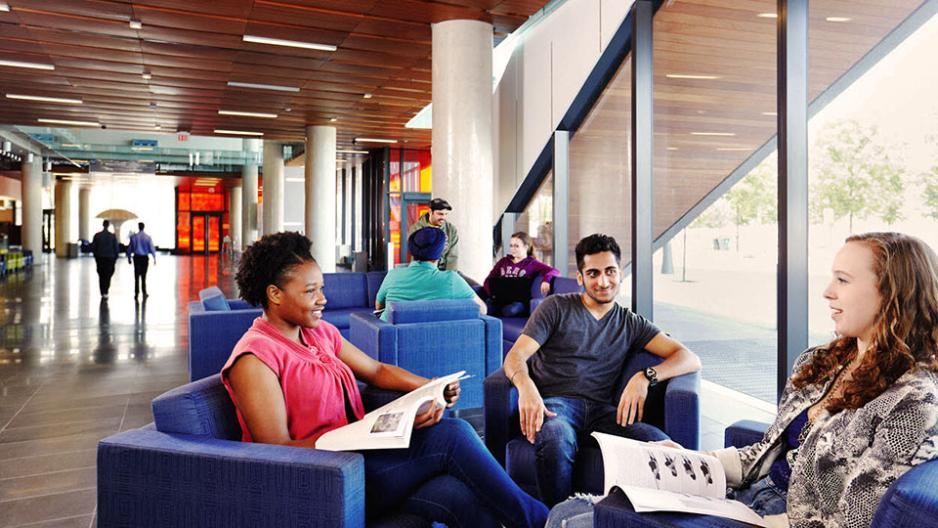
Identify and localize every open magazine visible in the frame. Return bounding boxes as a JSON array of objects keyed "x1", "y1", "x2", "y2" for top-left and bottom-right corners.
[
  {"x1": 315, "y1": 371, "x2": 465, "y2": 452},
  {"x1": 593, "y1": 433, "x2": 767, "y2": 527}
]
